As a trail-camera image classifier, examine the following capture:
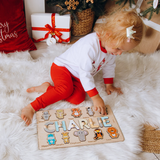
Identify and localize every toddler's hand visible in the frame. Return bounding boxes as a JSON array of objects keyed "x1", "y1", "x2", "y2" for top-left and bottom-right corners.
[
  {"x1": 106, "y1": 84, "x2": 123, "y2": 95},
  {"x1": 91, "y1": 94, "x2": 107, "y2": 115}
]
